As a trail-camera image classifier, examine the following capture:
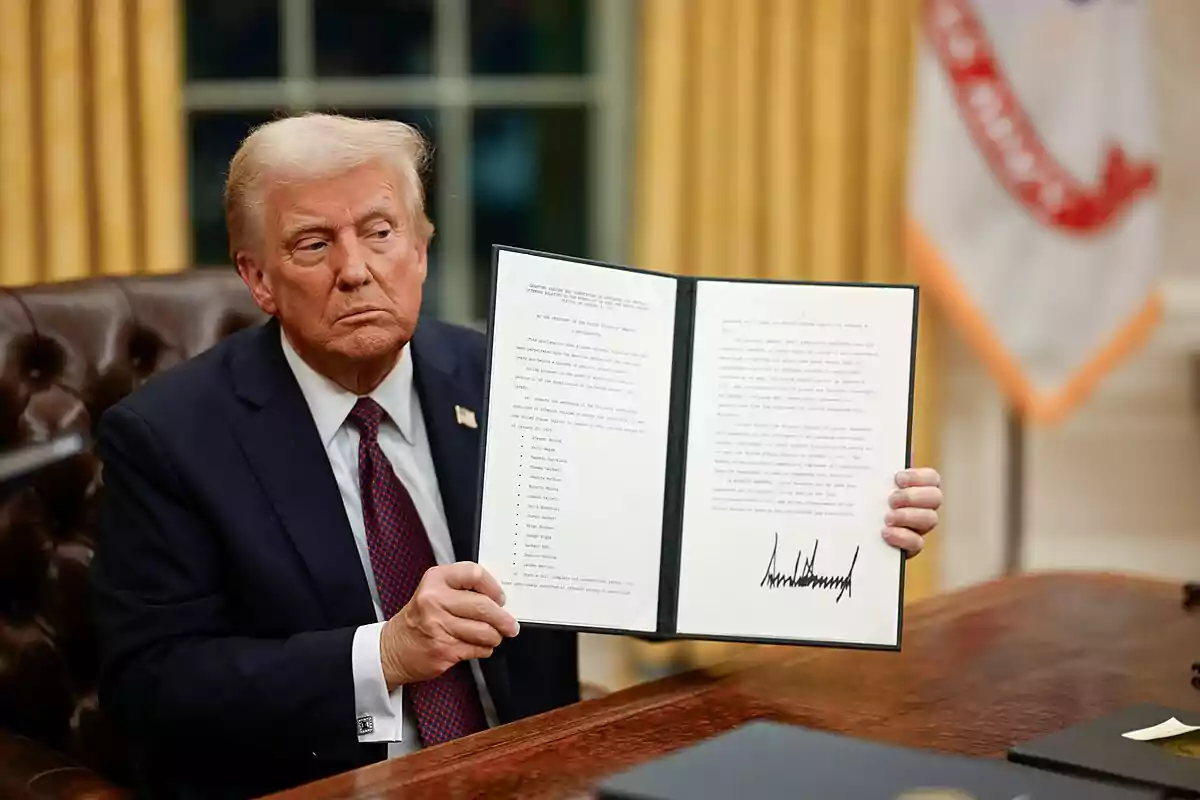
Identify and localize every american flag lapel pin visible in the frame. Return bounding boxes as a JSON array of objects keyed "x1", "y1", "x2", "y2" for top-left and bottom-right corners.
[{"x1": 455, "y1": 405, "x2": 478, "y2": 429}]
